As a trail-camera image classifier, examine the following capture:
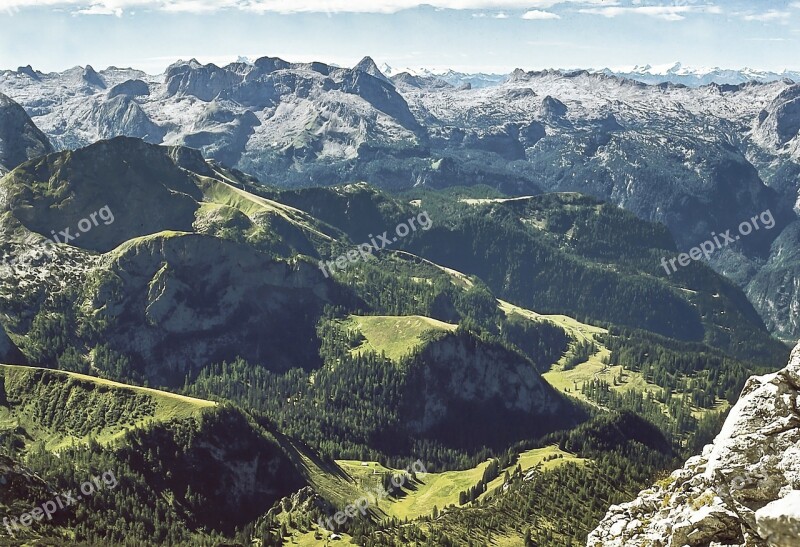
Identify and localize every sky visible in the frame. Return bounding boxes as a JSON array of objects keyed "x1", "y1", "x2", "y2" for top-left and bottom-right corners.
[{"x1": 0, "y1": 0, "x2": 798, "y2": 75}]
